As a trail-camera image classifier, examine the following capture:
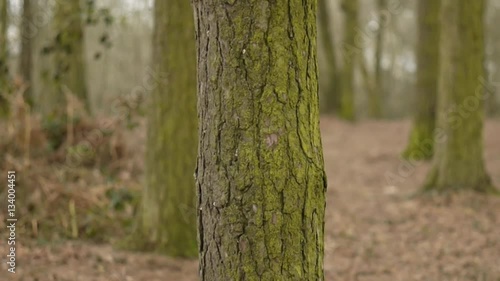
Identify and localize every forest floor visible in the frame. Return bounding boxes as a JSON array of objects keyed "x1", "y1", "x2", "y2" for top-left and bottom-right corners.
[{"x1": 2, "y1": 118, "x2": 500, "y2": 281}]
